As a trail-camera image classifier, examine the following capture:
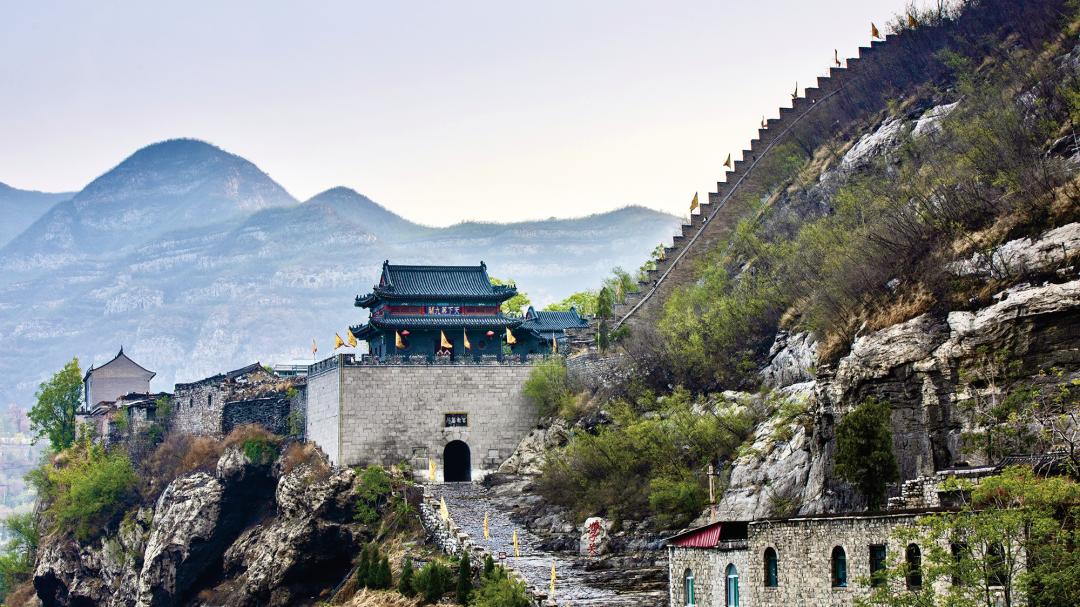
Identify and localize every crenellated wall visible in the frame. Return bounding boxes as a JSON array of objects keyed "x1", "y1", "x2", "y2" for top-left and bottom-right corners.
[{"x1": 612, "y1": 0, "x2": 1068, "y2": 333}]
